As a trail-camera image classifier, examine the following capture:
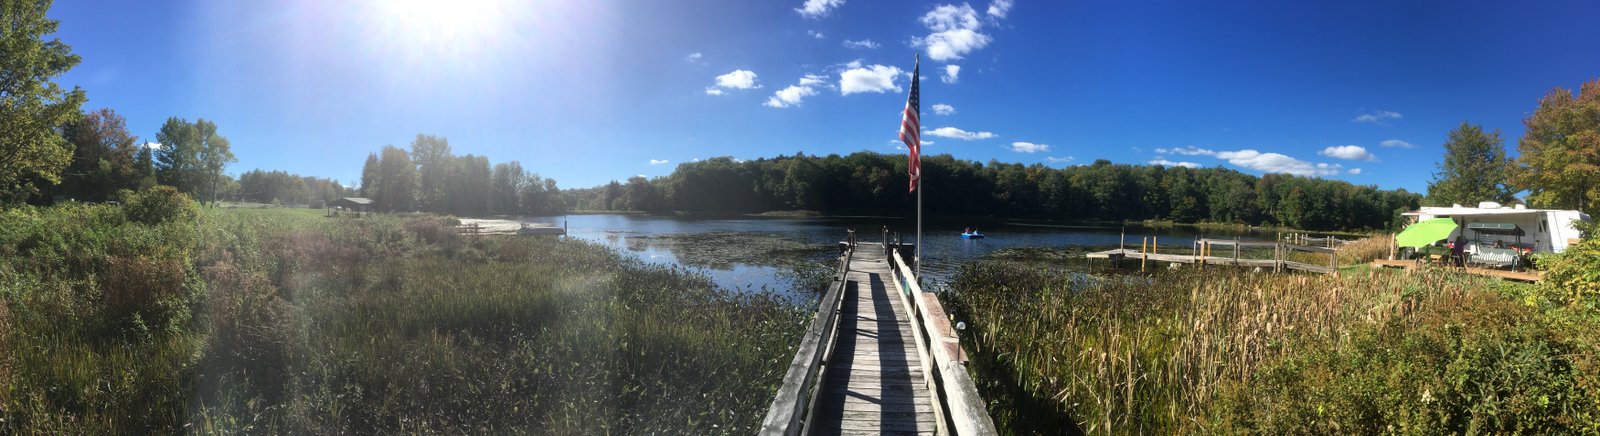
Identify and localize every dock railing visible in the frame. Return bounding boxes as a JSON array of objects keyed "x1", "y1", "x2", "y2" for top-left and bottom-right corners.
[
  {"x1": 888, "y1": 247, "x2": 999, "y2": 435},
  {"x1": 760, "y1": 237, "x2": 854, "y2": 435}
]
